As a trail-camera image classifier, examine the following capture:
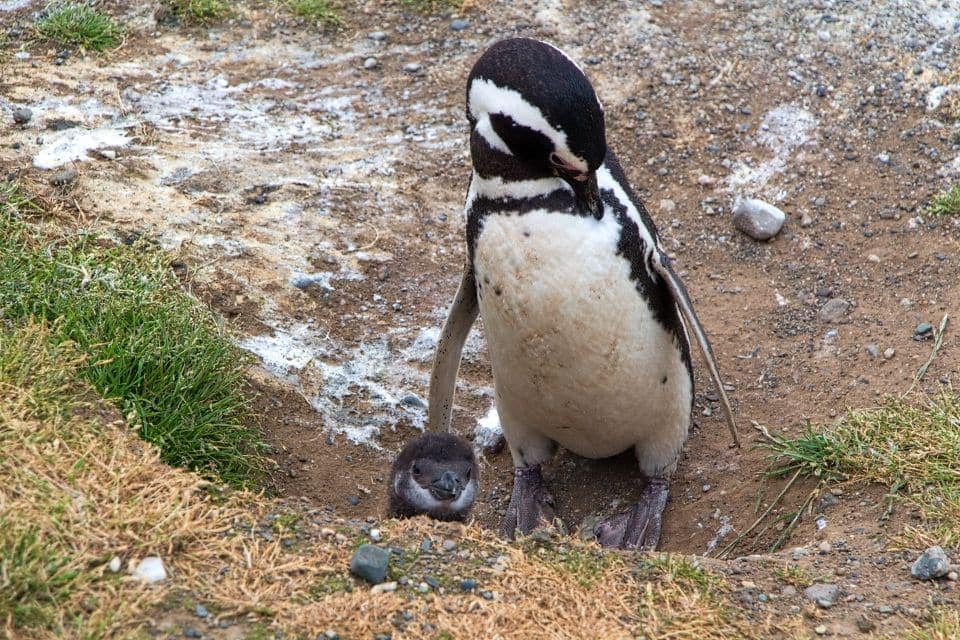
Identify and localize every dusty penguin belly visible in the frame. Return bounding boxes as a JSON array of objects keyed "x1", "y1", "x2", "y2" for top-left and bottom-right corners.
[{"x1": 473, "y1": 210, "x2": 692, "y2": 459}]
